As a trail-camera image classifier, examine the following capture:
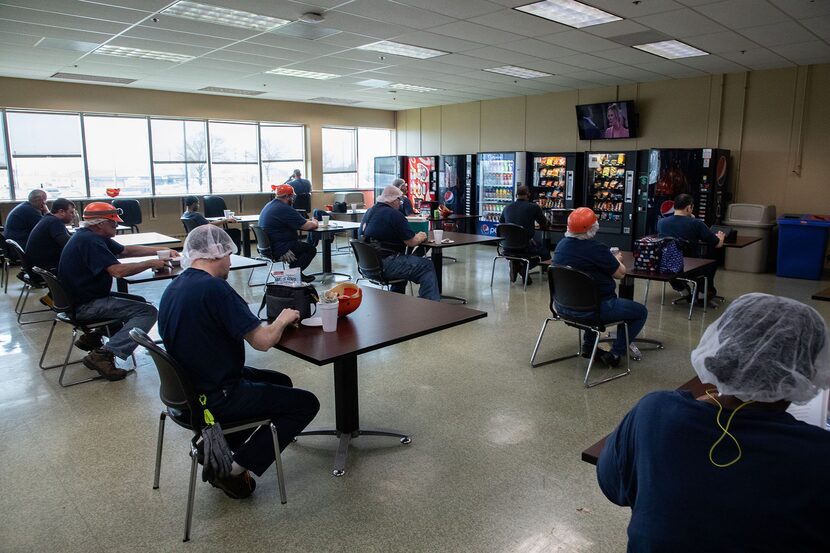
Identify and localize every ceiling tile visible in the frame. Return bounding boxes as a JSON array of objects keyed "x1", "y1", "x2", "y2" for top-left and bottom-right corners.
[
  {"x1": 537, "y1": 30, "x2": 622, "y2": 53},
  {"x1": 0, "y1": 30, "x2": 41, "y2": 47},
  {"x1": 0, "y1": 5, "x2": 131, "y2": 34},
  {"x1": 720, "y1": 48, "x2": 794, "y2": 70},
  {"x1": 244, "y1": 34, "x2": 344, "y2": 56},
  {"x1": 468, "y1": 8, "x2": 571, "y2": 37},
  {"x1": 390, "y1": 0, "x2": 504, "y2": 19},
  {"x1": 105, "y1": 36, "x2": 213, "y2": 57},
  {"x1": 429, "y1": 52, "x2": 507, "y2": 69},
  {"x1": 695, "y1": 0, "x2": 790, "y2": 29},
  {"x1": 499, "y1": 38, "x2": 577, "y2": 58},
  {"x1": 635, "y1": 59, "x2": 708, "y2": 77},
  {"x1": 800, "y1": 15, "x2": 830, "y2": 42},
  {"x1": 427, "y1": 21, "x2": 518, "y2": 44},
  {"x1": 633, "y1": 8, "x2": 727, "y2": 38},
  {"x1": 587, "y1": 0, "x2": 685, "y2": 18},
  {"x1": 555, "y1": 53, "x2": 619, "y2": 70},
  {"x1": 204, "y1": 50, "x2": 294, "y2": 67},
  {"x1": 223, "y1": 41, "x2": 320, "y2": 62},
  {"x1": 0, "y1": 20, "x2": 112, "y2": 43},
  {"x1": 463, "y1": 46, "x2": 541, "y2": 65},
  {"x1": 593, "y1": 47, "x2": 662, "y2": 65},
  {"x1": 334, "y1": 0, "x2": 455, "y2": 30},
  {"x1": 316, "y1": 32, "x2": 377, "y2": 48},
  {"x1": 739, "y1": 21, "x2": 819, "y2": 47},
  {"x1": 676, "y1": 54, "x2": 748, "y2": 73},
  {"x1": 138, "y1": 14, "x2": 260, "y2": 40},
  {"x1": 308, "y1": 10, "x2": 411, "y2": 39},
  {"x1": 769, "y1": 0, "x2": 830, "y2": 19},
  {"x1": 1, "y1": 0, "x2": 151, "y2": 24},
  {"x1": 682, "y1": 30, "x2": 760, "y2": 54},
  {"x1": 584, "y1": 19, "x2": 650, "y2": 38},
  {"x1": 388, "y1": 30, "x2": 485, "y2": 53},
  {"x1": 600, "y1": 65, "x2": 666, "y2": 81},
  {"x1": 770, "y1": 40, "x2": 830, "y2": 63},
  {"x1": 73, "y1": 0, "x2": 170, "y2": 10},
  {"x1": 123, "y1": 26, "x2": 236, "y2": 49}
]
